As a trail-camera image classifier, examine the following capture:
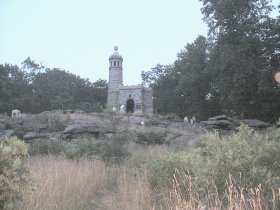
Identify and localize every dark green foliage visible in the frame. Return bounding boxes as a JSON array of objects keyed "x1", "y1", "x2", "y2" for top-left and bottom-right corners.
[
  {"x1": 27, "y1": 134, "x2": 131, "y2": 164},
  {"x1": 142, "y1": 36, "x2": 218, "y2": 120},
  {"x1": 31, "y1": 69, "x2": 107, "y2": 113},
  {"x1": 164, "y1": 113, "x2": 181, "y2": 122},
  {"x1": 0, "y1": 137, "x2": 32, "y2": 209},
  {"x1": 135, "y1": 130, "x2": 169, "y2": 145},
  {"x1": 199, "y1": 0, "x2": 280, "y2": 121},
  {"x1": 141, "y1": 0, "x2": 280, "y2": 122},
  {"x1": 28, "y1": 139, "x2": 64, "y2": 156},
  {"x1": 0, "y1": 58, "x2": 108, "y2": 114},
  {"x1": 174, "y1": 36, "x2": 216, "y2": 120},
  {"x1": 145, "y1": 153, "x2": 193, "y2": 190},
  {"x1": 0, "y1": 64, "x2": 30, "y2": 113},
  {"x1": 99, "y1": 134, "x2": 130, "y2": 164},
  {"x1": 142, "y1": 64, "x2": 182, "y2": 115}
]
